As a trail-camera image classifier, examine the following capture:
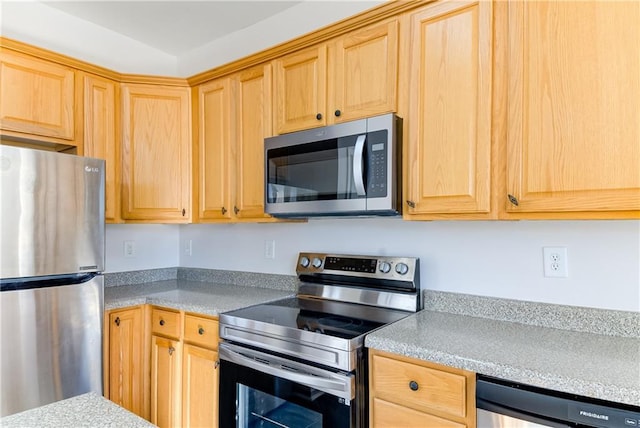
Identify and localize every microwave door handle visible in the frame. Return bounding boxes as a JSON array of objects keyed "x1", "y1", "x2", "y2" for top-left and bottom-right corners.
[{"x1": 353, "y1": 134, "x2": 366, "y2": 196}]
